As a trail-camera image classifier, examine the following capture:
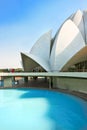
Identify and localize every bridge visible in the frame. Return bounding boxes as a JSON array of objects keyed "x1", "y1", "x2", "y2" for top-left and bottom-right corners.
[
  {"x1": 0, "y1": 72, "x2": 87, "y2": 93},
  {"x1": 0, "y1": 72, "x2": 87, "y2": 78}
]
